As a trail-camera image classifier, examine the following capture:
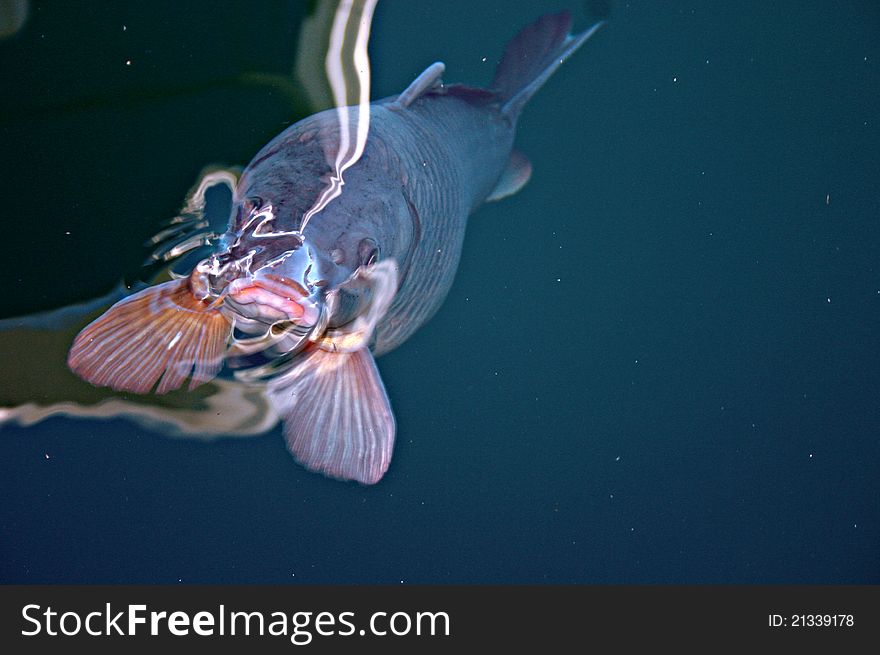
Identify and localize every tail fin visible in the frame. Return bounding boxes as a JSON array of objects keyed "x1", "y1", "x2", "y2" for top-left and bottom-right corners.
[{"x1": 492, "y1": 11, "x2": 604, "y2": 119}]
